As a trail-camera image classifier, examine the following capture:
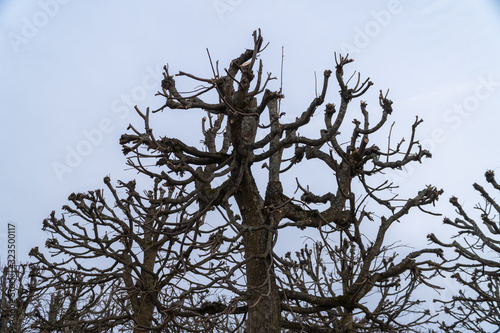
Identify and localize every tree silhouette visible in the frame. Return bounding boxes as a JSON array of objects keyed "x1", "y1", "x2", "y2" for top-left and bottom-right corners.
[
  {"x1": 430, "y1": 170, "x2": 500, "y2": 332},
  {"x1": 0, "y1": 262, "x2": 124, "y2": 332},
  {"x1": 30, "y1": 30, "x2": 445, "y2": 332},
  {"x1": 0, "y1": 264, "x2": 37, "y2": 332}
]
